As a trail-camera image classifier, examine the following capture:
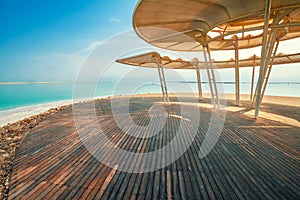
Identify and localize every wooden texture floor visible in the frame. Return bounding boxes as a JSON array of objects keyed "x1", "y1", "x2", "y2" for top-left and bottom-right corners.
[{"x1": 9, "y1": 97, "x2": 300, "y2": 199}]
